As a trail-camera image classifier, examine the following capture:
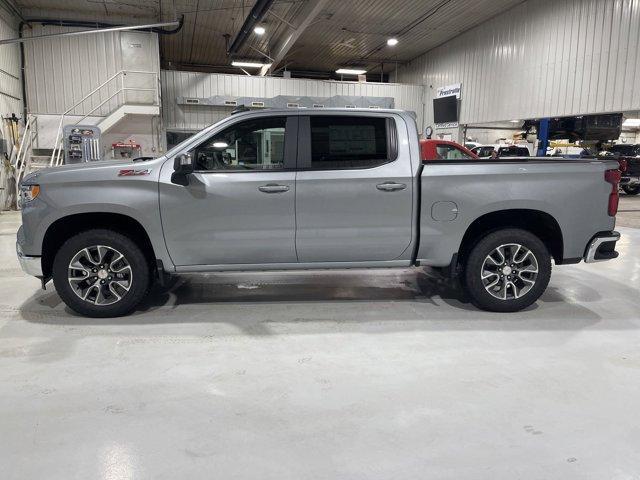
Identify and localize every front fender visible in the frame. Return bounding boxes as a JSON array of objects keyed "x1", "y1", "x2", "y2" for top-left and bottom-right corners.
[{"x1": 19, "y1": 173, "x2": 174, "y2": 271}]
